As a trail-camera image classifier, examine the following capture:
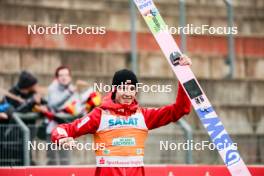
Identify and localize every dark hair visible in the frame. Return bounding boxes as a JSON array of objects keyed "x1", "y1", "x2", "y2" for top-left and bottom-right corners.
[
  {"x1": 55, "y1": 66, "x2": 71, "y2": 78},
  {"x1": 17, "y1": 71, "x2": 38, "y2": 89},
  {"x1": 112, "y1": 69, "x2": 138, "y2": 86},
  {"x1": 111, "y1": 69, "x2": 138, "y2": 100}
]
